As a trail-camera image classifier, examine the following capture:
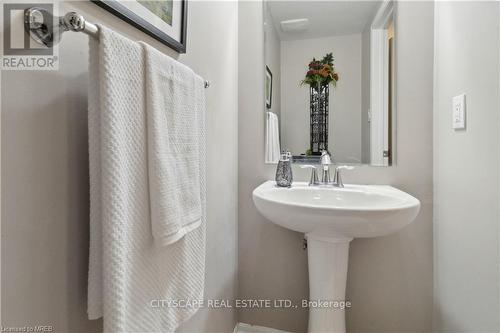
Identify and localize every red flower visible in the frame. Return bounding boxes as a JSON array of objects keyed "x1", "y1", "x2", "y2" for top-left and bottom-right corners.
[{"x1": 309, "y1": 61, "x2": 321, "y2": 70}]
